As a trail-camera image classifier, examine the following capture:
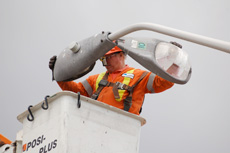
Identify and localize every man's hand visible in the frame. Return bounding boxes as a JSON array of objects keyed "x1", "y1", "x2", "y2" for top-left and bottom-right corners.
[
  {"x1": 170, "y1": 41, "x2": 182, "y2": 49},
  {"x1": 49, "y1": 55, "x2": 57, "y2": 80},
  {"x1": 49, "y1": 55, "x2": 57, "y2": 71}
]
